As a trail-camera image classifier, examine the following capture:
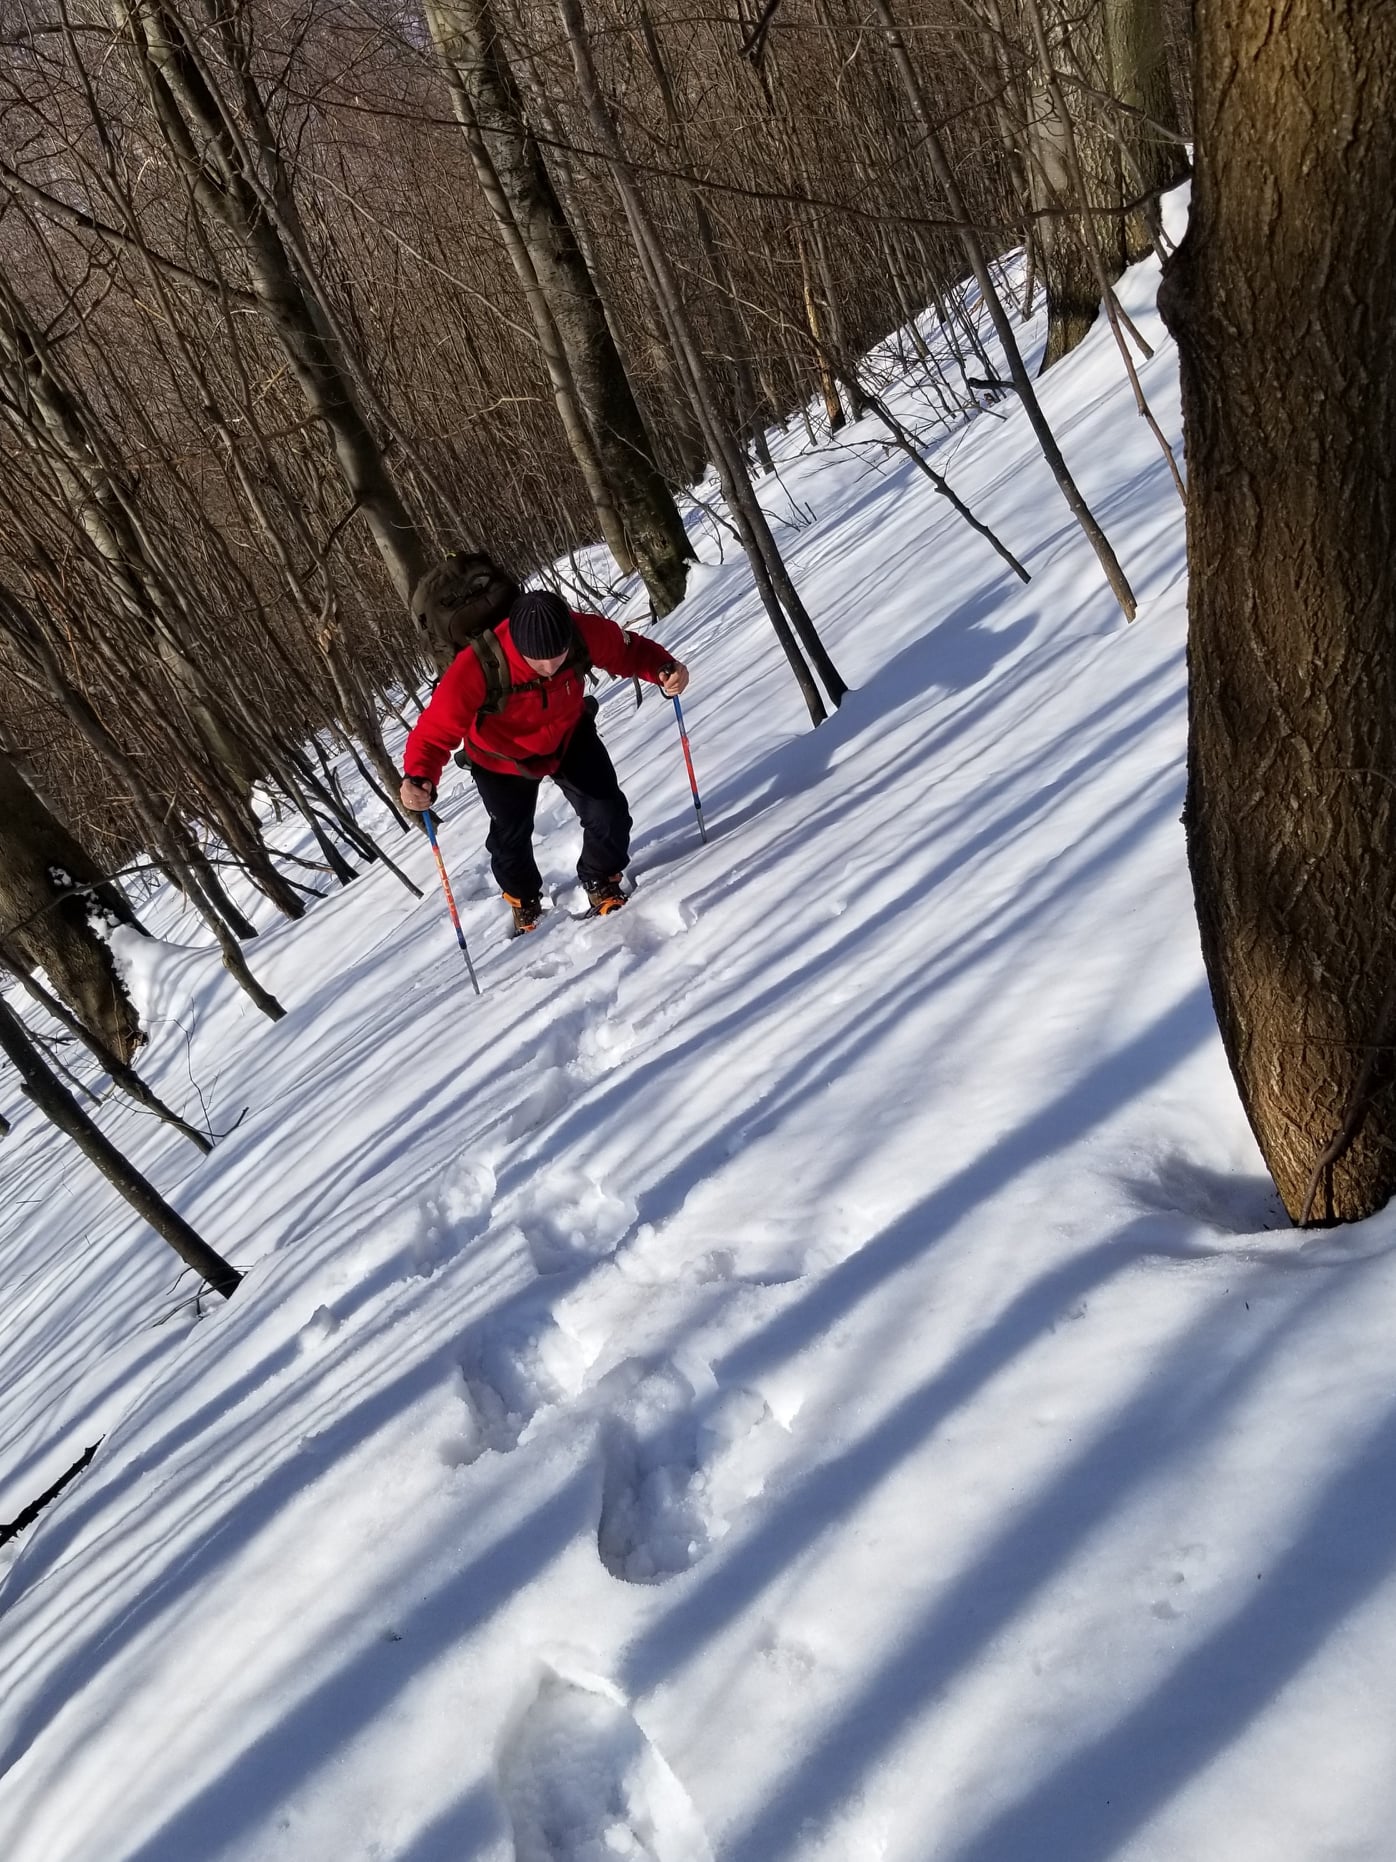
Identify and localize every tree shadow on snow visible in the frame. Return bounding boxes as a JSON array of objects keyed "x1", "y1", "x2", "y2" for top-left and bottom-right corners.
[
  {"x1": 0, "y1": 1325, "x2": 587, "y2": 1859},
  {"x1": 627, "y1": 1212, "x2": 1395, "y2": 1862},
  {"x1": 516, "y1": 727, "x2": 1187, "y2": 1277}
]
